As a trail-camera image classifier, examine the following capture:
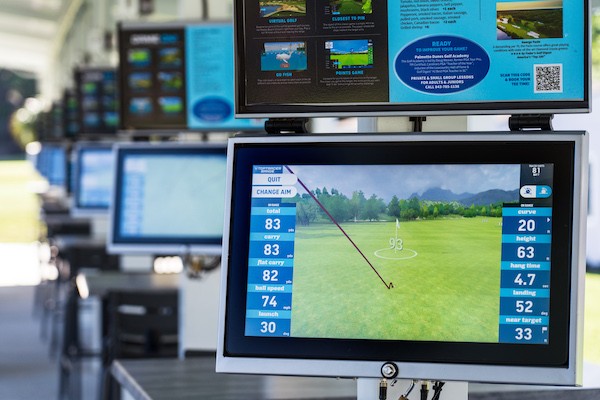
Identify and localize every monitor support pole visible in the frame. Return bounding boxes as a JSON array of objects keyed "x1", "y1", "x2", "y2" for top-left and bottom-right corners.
[{"x1": 409, "y1": 116, "x2": 427, "y2": 133}]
